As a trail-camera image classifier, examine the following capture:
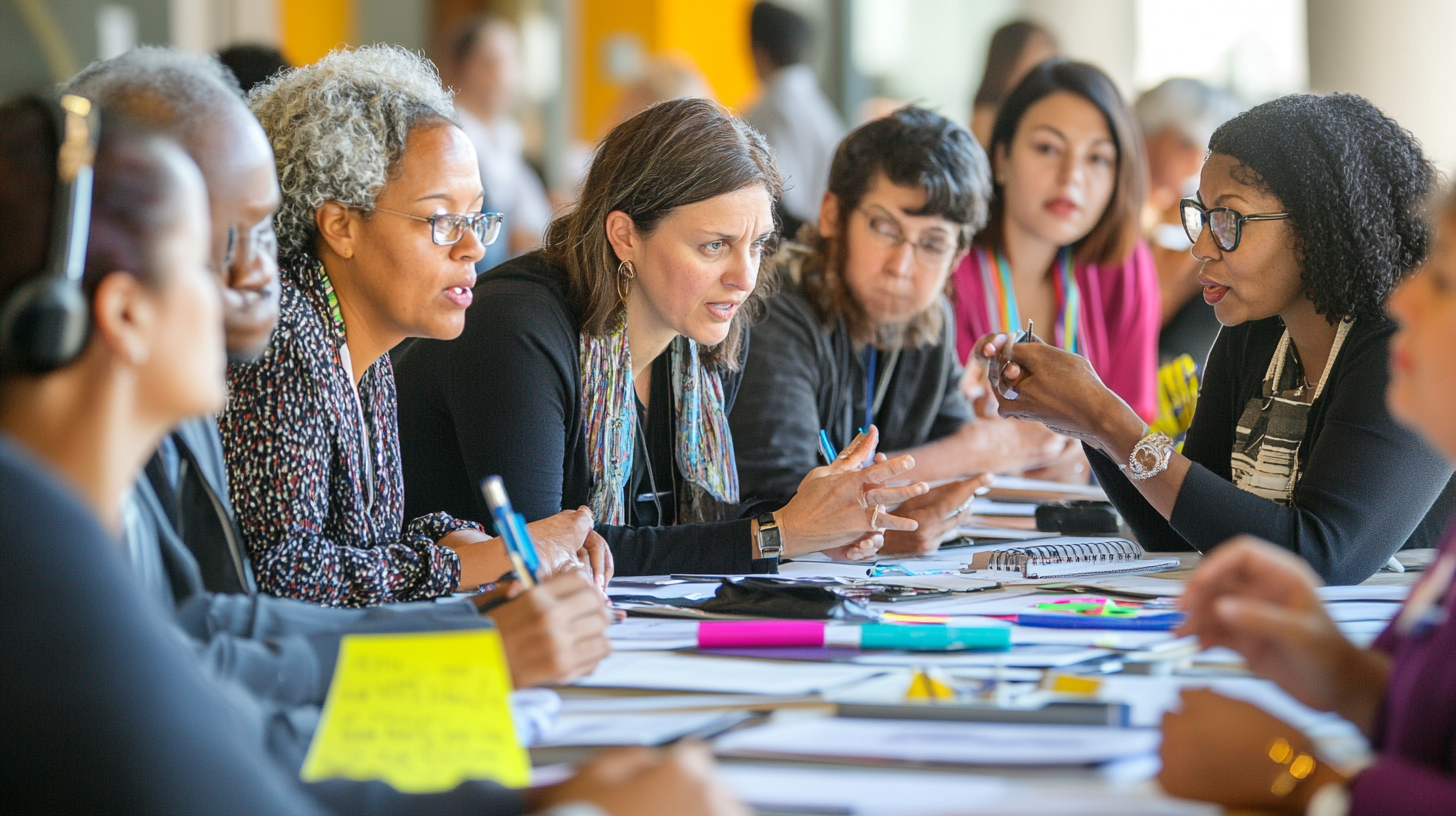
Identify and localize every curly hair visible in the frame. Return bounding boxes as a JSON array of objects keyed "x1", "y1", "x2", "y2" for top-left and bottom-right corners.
[
  {"x1": 247, "y1": 45, "x2": 456, "y2": 269},
  {"x1": 798, "y1": 105, "x2": 991, "y2": 350},
  {"x1": 1208, "y1": 93, "x2": 1435, "y2": 322}
]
